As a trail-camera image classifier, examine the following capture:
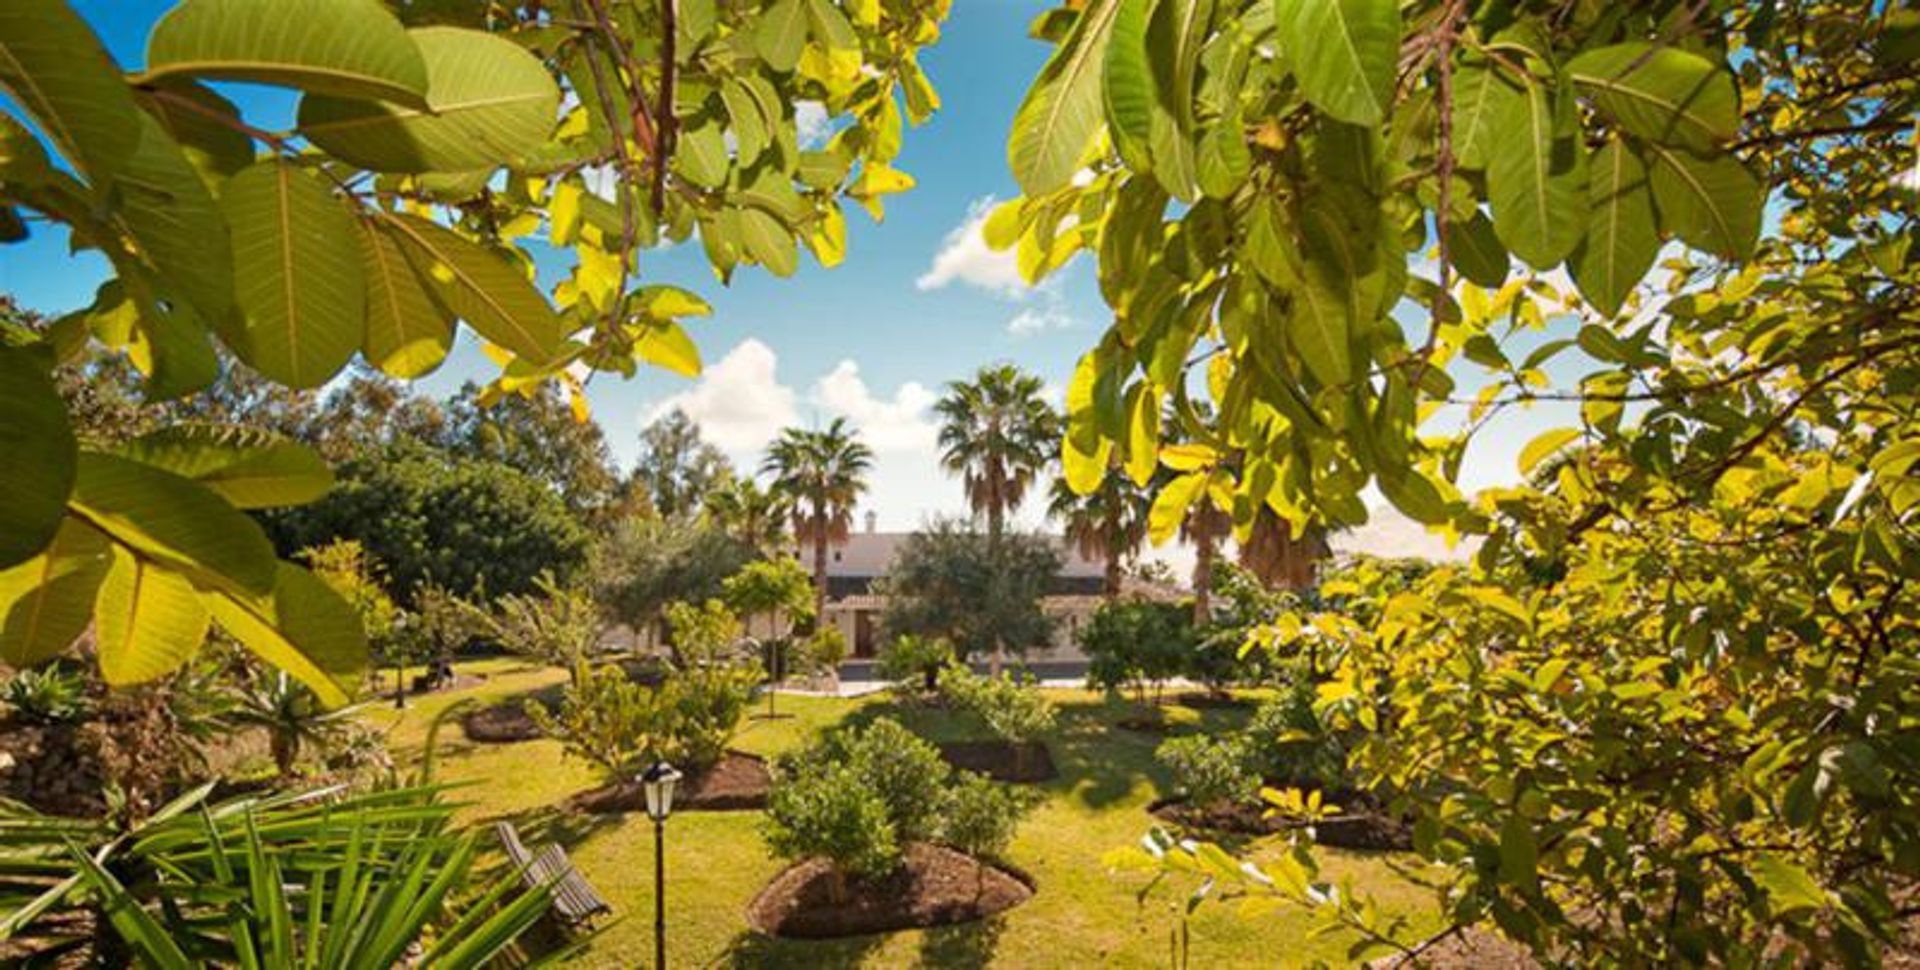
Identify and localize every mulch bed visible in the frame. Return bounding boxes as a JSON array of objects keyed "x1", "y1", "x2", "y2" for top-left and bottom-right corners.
[
  {"x1": 1173, "y1": 691, "x2": 1254, "y2": 709},
  {"x1": 567, "y1": 751, "x2": 771, "y2": 814},
  {"x1": 461, "y1": 701, "x2": 543, "y2": 743},
  {"x1": 746, "y1": 842, "x2": 1032, "y2": 939},
  {"x1": 1115, "y1": 716, "x2": 1173, "y2": 734},
  {"x1": 1365, "y1": 928, "x2": 1542, "y2": 969},
  {"x1": 937, "y1": 740, "x2": 1058, "y2": 783},
  {"x1": 1148, "y1": 795, "x2": 1412, "y2": 851}
]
